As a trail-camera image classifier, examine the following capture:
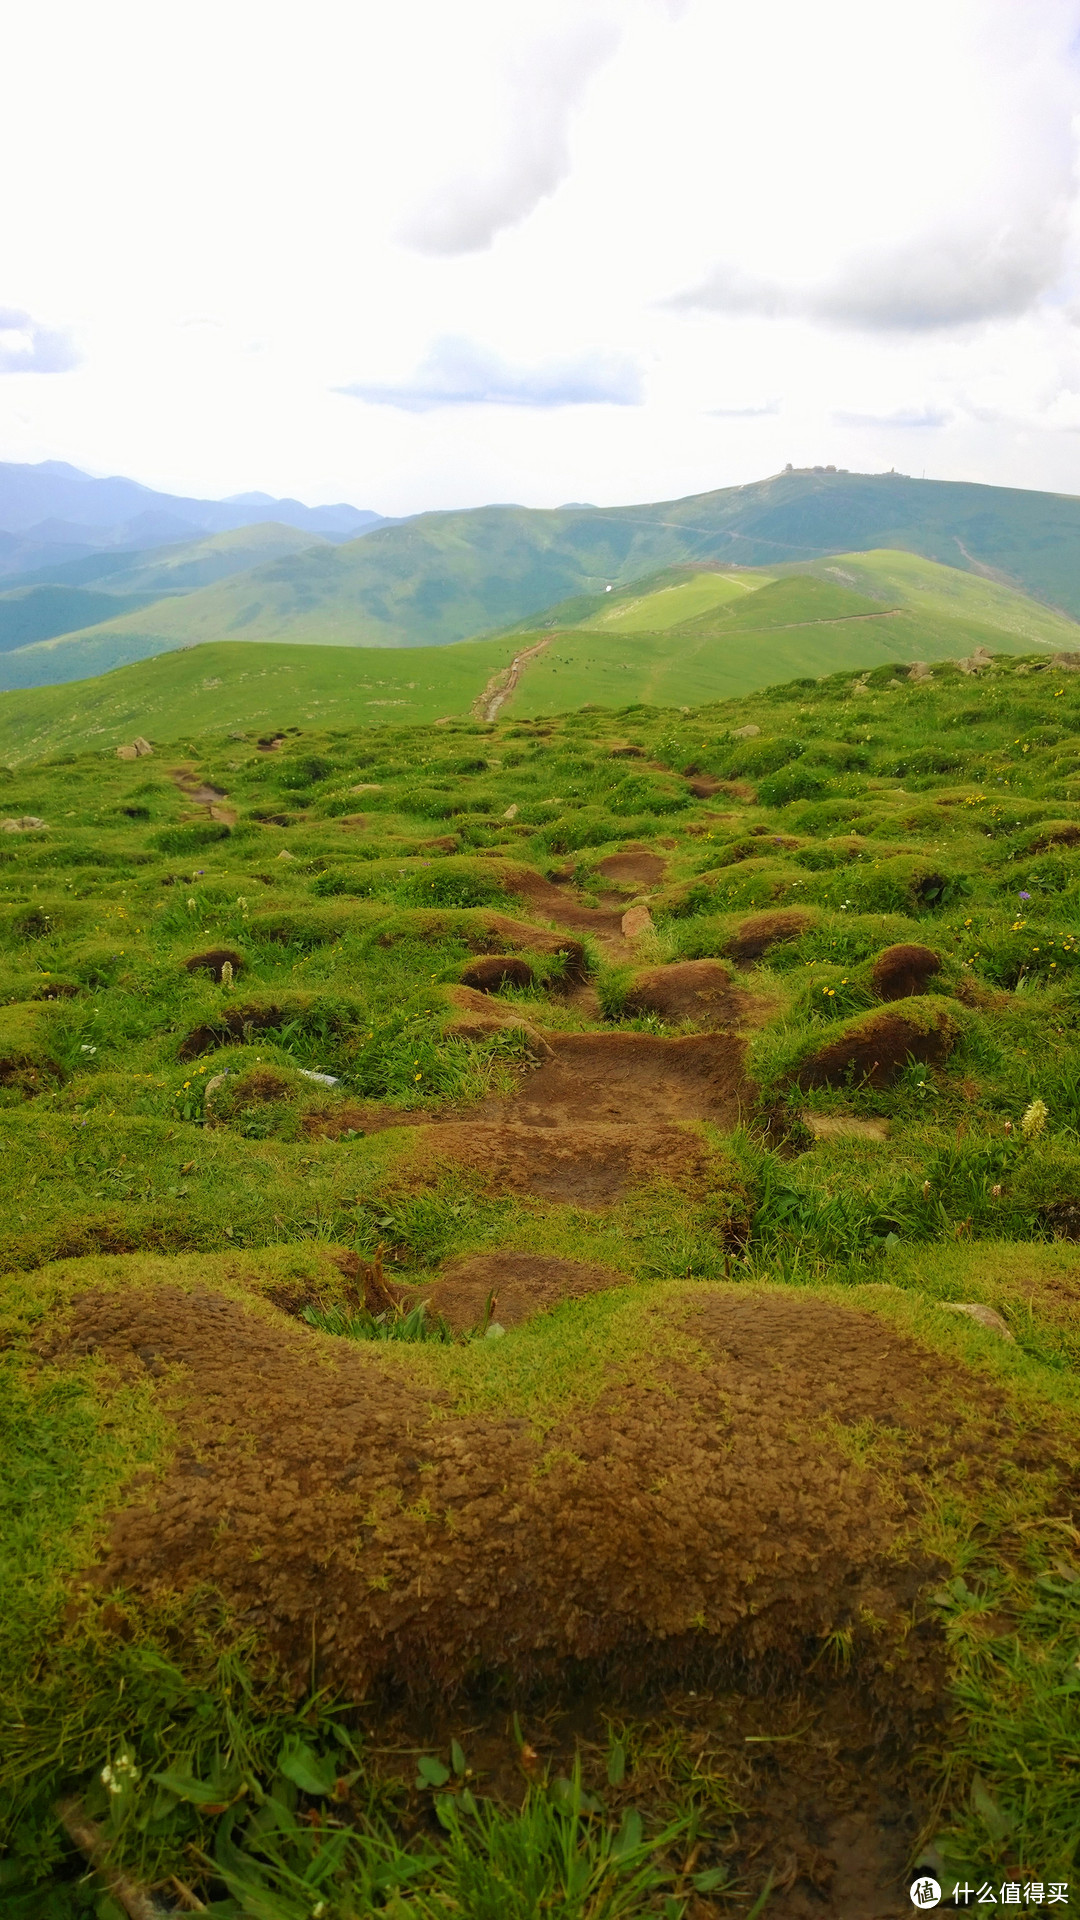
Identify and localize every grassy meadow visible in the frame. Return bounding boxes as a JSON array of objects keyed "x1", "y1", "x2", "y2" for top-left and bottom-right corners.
[
  {"x1": 2, "y1": 646, "x2": 1080, "y2": 1913},
  {"x1": 504, "y1": 556, "x2": 1070, "y2": 716},
  {"x1": 1, "y1": 550, "x2": 1075, "y2": 765}
]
